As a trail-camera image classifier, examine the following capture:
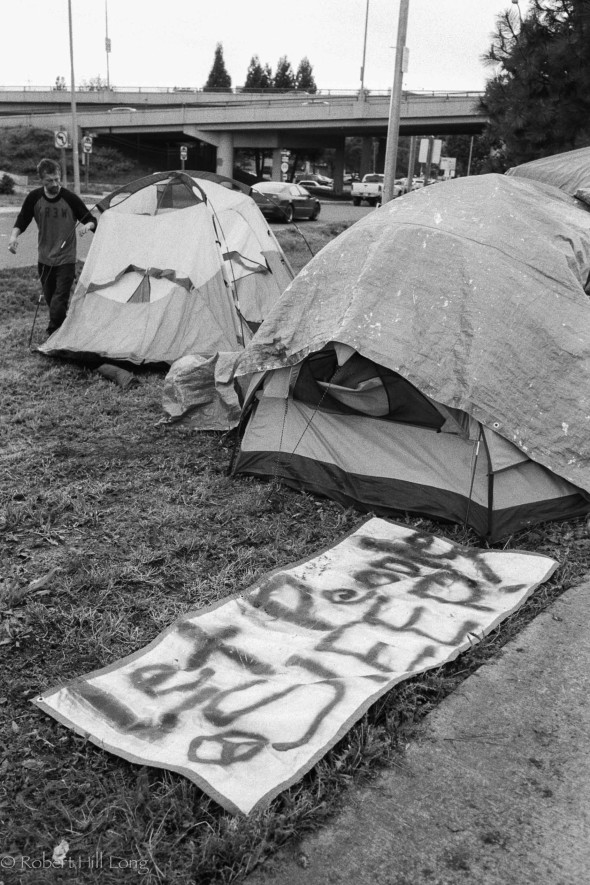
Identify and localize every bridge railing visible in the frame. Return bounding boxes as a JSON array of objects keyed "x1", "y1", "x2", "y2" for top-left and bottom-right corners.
[{"x1": 0, "y1": 85, "x2": 484, "y2": 100}]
